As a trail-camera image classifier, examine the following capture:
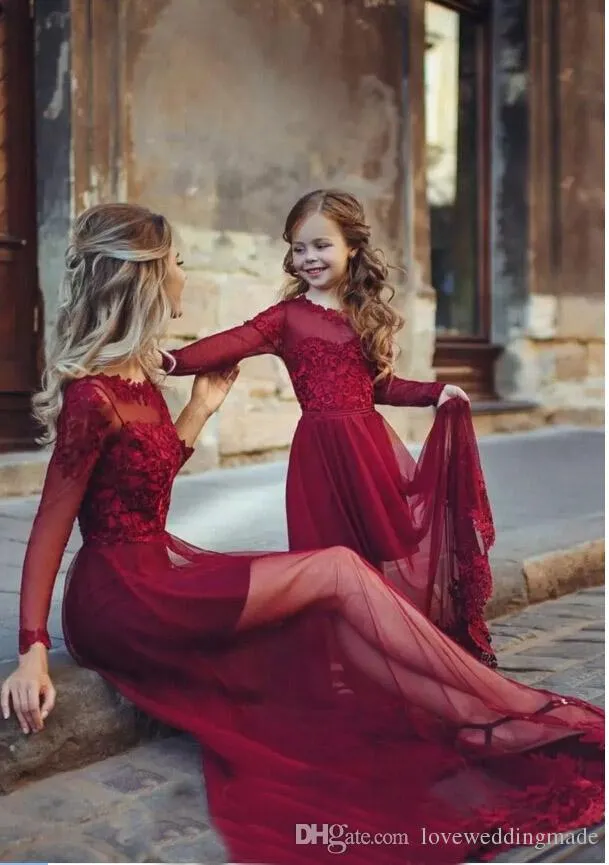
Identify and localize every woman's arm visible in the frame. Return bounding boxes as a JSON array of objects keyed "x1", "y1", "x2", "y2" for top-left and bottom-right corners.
[
  {"x1": 175, "y1": 368, "x2": 240, "y2": 448},
  {"x1": 1, "y1": 380, "x2": 117, "y2": 734}
]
